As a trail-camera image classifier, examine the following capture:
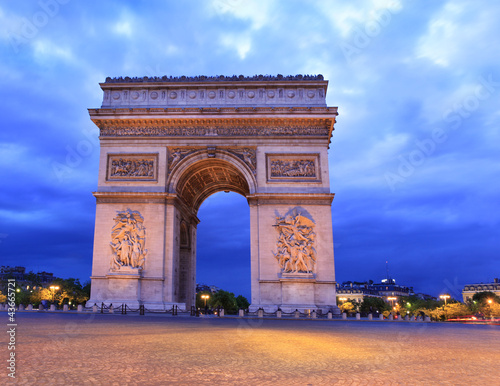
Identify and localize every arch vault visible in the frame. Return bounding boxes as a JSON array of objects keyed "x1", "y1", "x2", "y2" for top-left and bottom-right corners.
[{"x1": 87, "y1": 74, "x2": 339, "y2": 313}]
